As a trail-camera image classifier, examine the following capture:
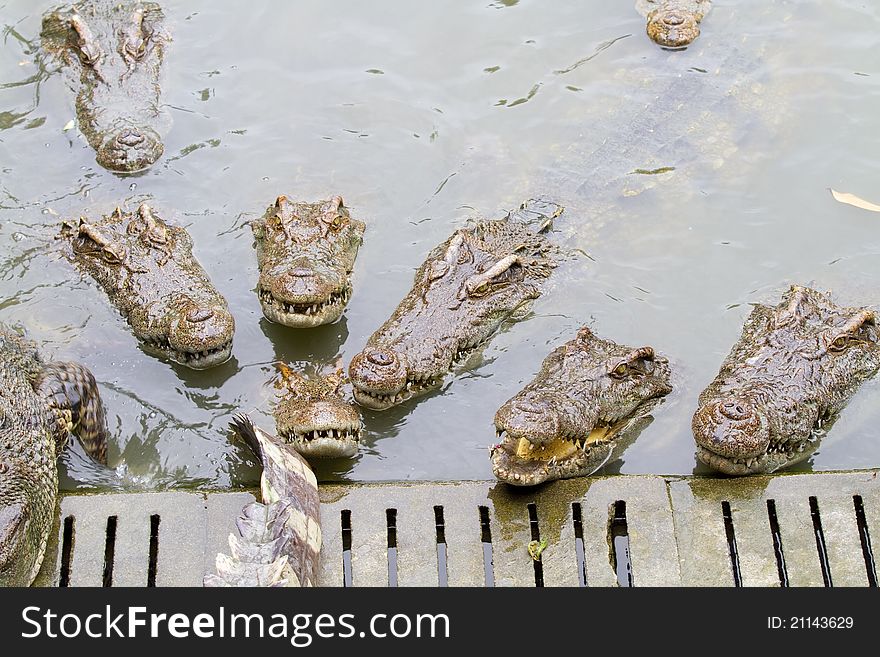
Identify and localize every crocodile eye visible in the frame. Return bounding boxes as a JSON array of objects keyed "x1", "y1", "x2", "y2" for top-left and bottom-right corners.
[
  {"x1": 469, "y1": 281, "x2": 490, "y2": 297},
  {"x1": 611, "y1": 362, "x2": 629, "y2": 379},
  {"x1": 829, "y1": 336, "x2": 852, "y2": 353},
  {"x1": 330, "y1": 215, "x2": 345, "y2": 231},
  {"x1": 101, "y1": 248, "x2": 123, "y2": 264}
]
